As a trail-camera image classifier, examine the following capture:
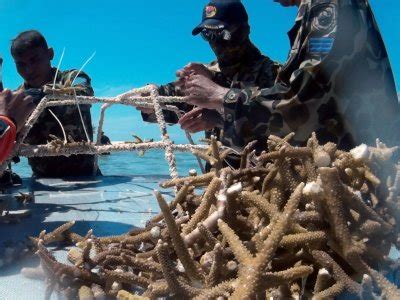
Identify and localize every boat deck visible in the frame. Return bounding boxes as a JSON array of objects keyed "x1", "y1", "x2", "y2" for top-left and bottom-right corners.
[{"x1": 0, "y1": 175, "x2": 172, "y2": 299}]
